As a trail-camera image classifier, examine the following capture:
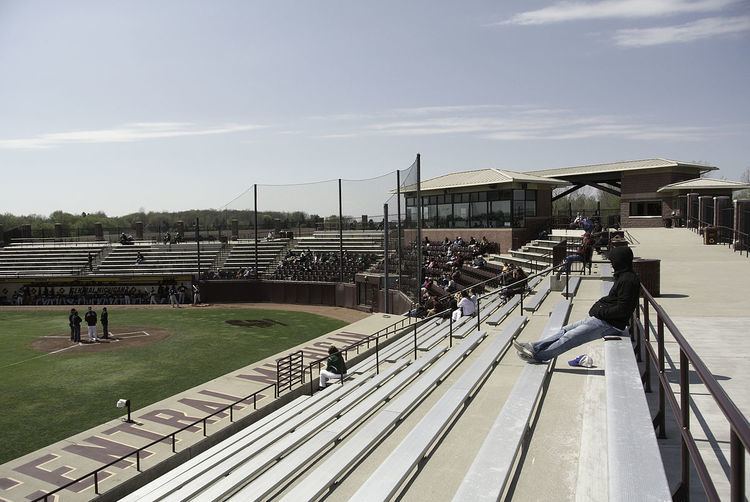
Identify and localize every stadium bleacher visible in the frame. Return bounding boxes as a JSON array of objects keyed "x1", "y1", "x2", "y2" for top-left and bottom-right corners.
[
  {"x1": 95, "y1": 243, "x2": 222, "y2": 275},
  {"x1": 0, "y1": 242, "x2": 108, "y2": 277},
  {"x1": 114, "y1": 266, "x2": 671, "y2": 502}
]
